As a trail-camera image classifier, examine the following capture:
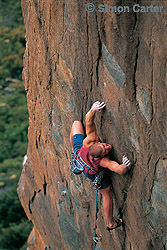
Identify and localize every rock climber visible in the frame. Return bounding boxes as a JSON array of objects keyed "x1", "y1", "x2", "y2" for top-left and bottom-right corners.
[{"x1": 70, "y1": 101, "x2": 130, "y2": 232}]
